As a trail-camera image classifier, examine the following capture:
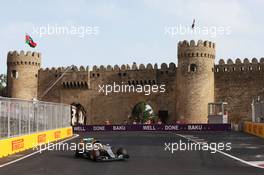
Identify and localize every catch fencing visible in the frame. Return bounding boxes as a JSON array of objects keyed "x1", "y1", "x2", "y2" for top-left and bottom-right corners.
[
  {"x1": 0, "y1": 97, "x2": 71, "y2": 139},
  {"x1": 252, "y1": 99, "x2": 264, "y2": 123}
]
